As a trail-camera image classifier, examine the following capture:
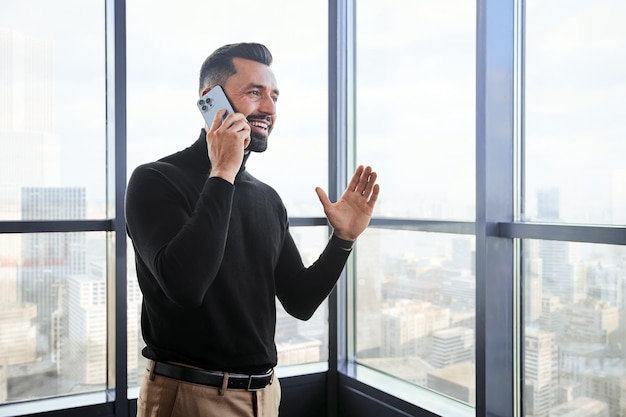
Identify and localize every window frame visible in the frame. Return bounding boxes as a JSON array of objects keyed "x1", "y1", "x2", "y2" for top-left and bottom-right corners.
[
  {"x1": 0, "y1": 0, "x2": 129, "y2": 416},
  {"x1": 336, "y1": 1, "x2": 626, "y2": 417},
  {"x1": 1, "y1": 1, "x2": 625, "y2": 417}
]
